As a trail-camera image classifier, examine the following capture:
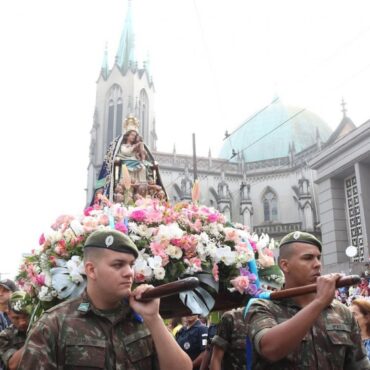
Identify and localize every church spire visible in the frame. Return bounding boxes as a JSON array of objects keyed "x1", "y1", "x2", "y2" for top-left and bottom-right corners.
[{"x1": 116, "y1": 0, "x2": 135, "y2": 71}]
